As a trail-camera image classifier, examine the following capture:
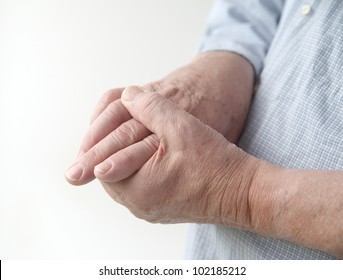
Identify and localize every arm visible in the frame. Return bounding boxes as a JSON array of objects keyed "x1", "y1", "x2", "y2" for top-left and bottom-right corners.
[
  {"x1": 102, "y1": 87, "x2": 343, "y2": 259},
  {"x1": 65, "y1": 51, "x2": 255, "y2": 185},
  {"x1": 250, "y1": 164, "x2": 343, "y2": 258}
]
